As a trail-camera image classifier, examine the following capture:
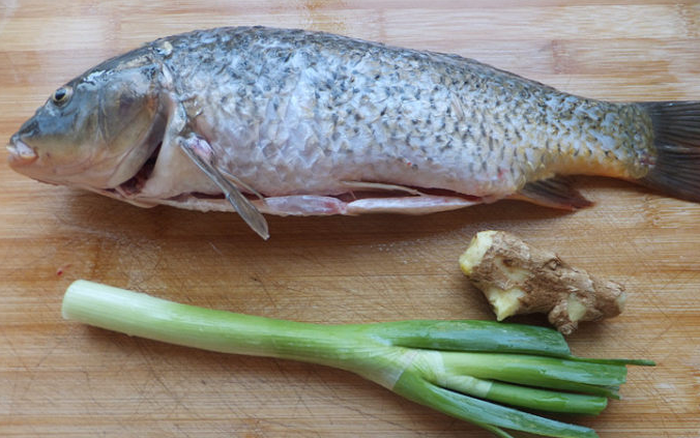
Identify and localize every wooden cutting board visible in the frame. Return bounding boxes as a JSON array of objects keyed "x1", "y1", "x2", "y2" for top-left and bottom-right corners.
[{"x1": 1, "y1": 1, "x2": 699, "y2": 436}]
